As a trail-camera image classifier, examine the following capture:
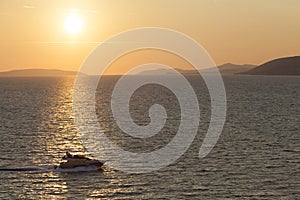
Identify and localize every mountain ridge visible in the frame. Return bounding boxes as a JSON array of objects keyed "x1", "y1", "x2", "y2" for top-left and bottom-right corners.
[
  {"x1": 2, "y1": 56, "x2": 299, "y2": 77},
  {"x1": 136, "y1": 63, "x2": 256, "y2": 75},
  {"x1": 242, "y1": 56, "x2": 300, "y2": 75},
  {"x1": 0, "y1": 69, "x2": 79, "y2": 77}
]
